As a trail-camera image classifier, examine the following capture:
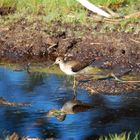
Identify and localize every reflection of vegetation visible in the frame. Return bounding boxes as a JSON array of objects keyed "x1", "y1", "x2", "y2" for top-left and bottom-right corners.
[
  {"x1": 1, "y1": 63, "x2": 140, "y2": 82},
  {"x1": 1, "y1": 131, "x2": 139, "y2": 140},
  {"x1": 31, "y1": 65, "x2": 65, "y2": 75},
  {"x1": 31, "y1": 65, "x2": 102, "y2": 75},
  {"x1": 99, "y1": 132, "x2": 139, "y2": 140},
  {"x1": 24, "y1": 72, "x2": 45, "y2": 92}
]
